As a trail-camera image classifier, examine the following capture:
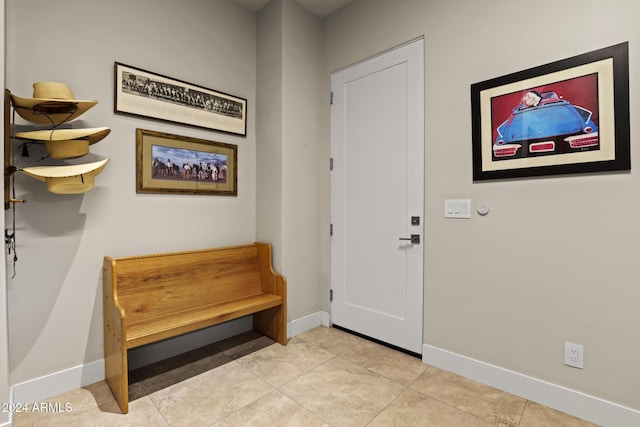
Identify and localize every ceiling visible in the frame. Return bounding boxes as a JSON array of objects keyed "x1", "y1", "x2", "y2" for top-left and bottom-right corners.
[{"x1": 233, "y1": 0, "x2": 352, "y2": 17}]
